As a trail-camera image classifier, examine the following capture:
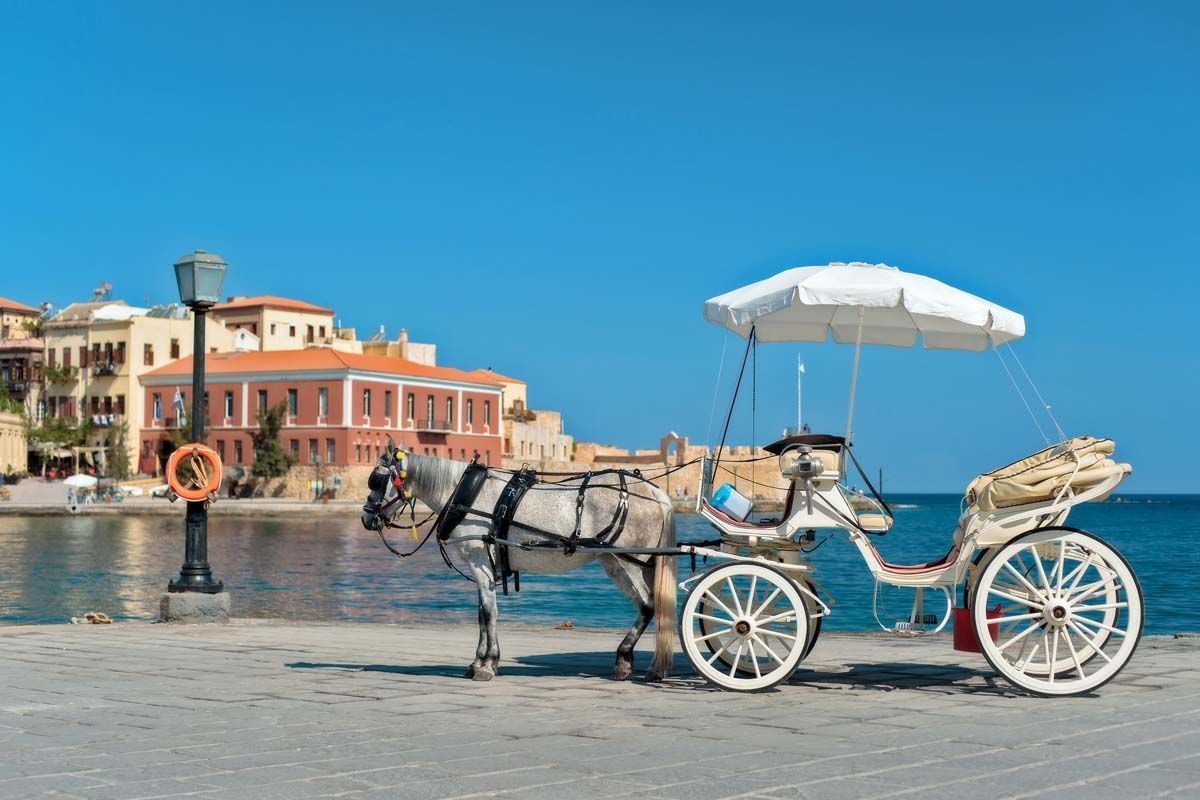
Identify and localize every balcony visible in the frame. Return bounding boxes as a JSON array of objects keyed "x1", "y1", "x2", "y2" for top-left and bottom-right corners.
[
  {"x1": 414, "y1": 417, "x2": 453, "y2": 433},
  {"x1": 503, "y1": 406, "x2": 536, "y2": 423},
  {"x1": 92, "y1": 362, "x2": 118, "y2": 377}
]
